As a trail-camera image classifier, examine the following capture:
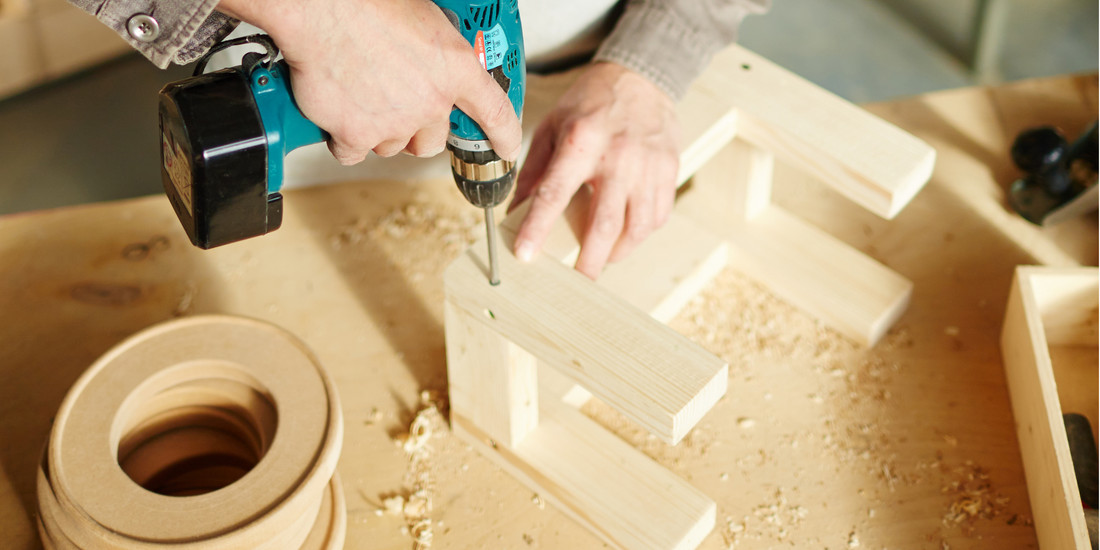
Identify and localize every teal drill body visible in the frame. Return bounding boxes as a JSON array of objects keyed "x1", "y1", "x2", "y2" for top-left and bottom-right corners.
[
  {"x1": 436, "y1": 0, "x2": 526, "y2": 150},
  {"x1": 160, "y1": 5, "x2": 525, "y2": 274},
  {"x1": 434, "y1": 0, "x2": 526, "y2": 285}
]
